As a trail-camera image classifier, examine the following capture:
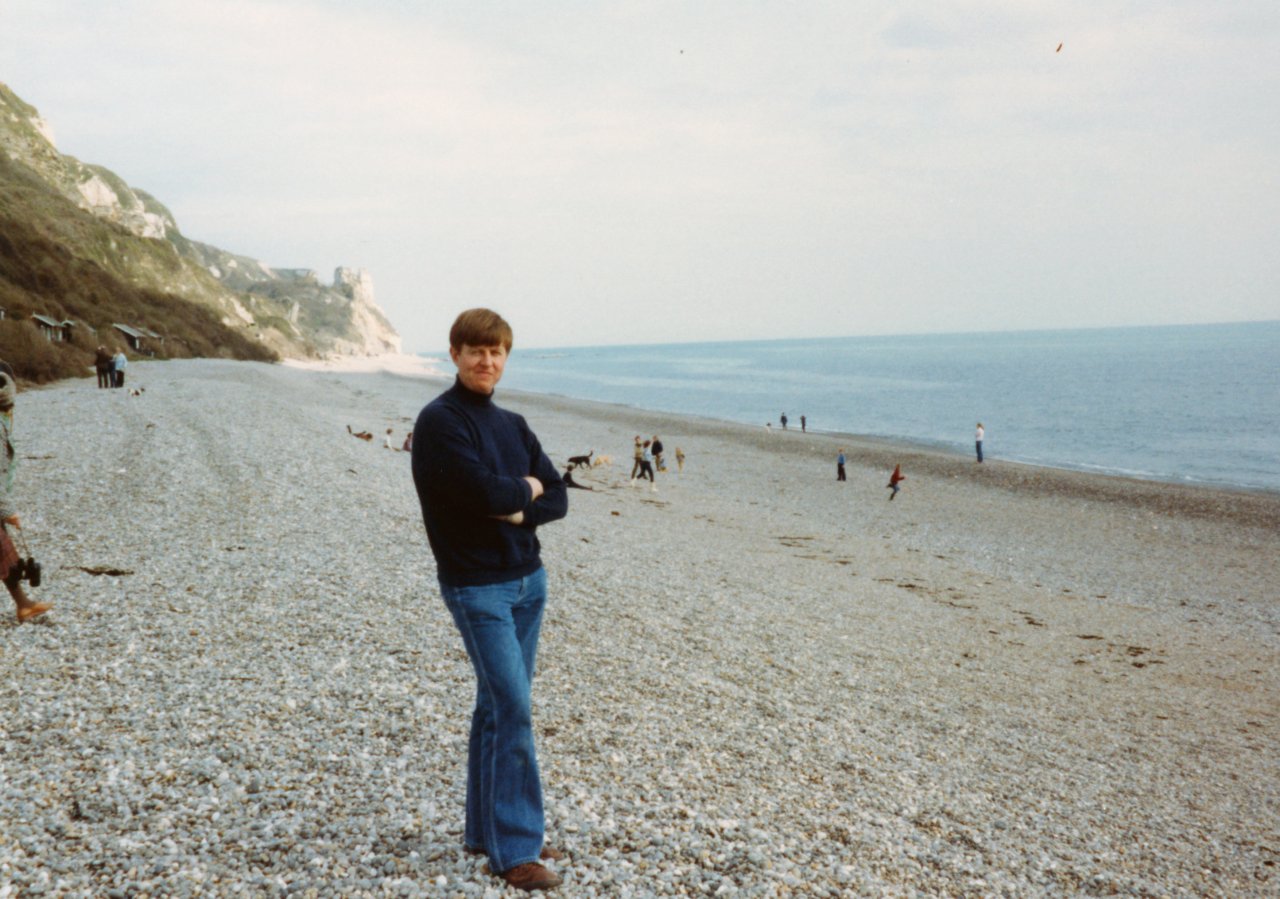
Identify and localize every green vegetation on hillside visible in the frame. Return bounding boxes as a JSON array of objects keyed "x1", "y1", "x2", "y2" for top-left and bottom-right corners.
[{"x1": 0, "y1": 153, "x2": 277, "y2": 382}]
